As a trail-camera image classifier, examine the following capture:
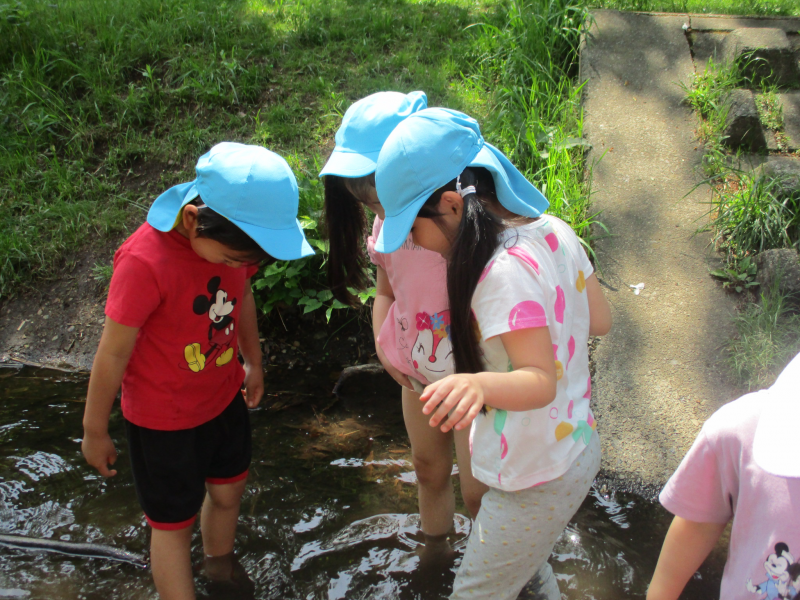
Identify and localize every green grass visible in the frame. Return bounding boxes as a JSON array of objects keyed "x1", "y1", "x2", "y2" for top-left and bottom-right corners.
[
  {"x1": 592, "y1": 0, "x2": 799, "y2": 16},
  {"x1": 729, "y1": 283, "x2": 800, "y2": 389},
  {"x1": 1, "y1": 0, "x2": 596, "y2": 318}
]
